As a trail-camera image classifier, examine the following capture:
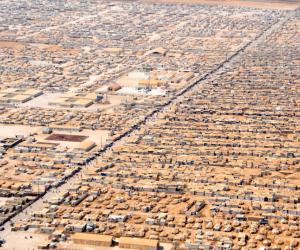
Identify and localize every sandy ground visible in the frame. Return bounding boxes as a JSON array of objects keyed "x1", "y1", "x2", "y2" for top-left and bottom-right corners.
[
  {"x1": 57, "y1": 242, "x2": 174, "y2": 250},
  {"x1": 117, "y1": 86, "x2": 166, "y2": 96},
  {"x1": 34, "y1": 43, "x2": 80, "y2": 54},
  {"x1": 1, "y1": 231, "x2": 49, "y2": 250},
  {"x1": 116, "y1": 71, "x2": 148, "y2": 88},
  {"x1": 0, "y1": 41, "x2": 24, "y2": 49},
  {"x1": 0, "y1": 125, "x2": 42, "y2": 137},
  {"x1": 141, "y1": 0, "x2": 300, "y2": 10}
]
